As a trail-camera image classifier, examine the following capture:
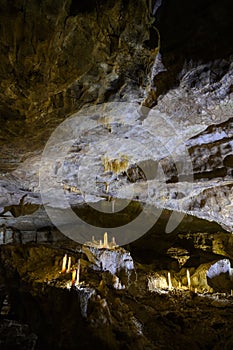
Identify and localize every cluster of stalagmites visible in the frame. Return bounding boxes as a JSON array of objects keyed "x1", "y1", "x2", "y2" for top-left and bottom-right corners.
[
  {"x1": 58, "y1": 232, "x2": 134, "y2": 294},
  {"x1": 57, "y1": 232, "x2": 233, "y2": 298},
  {"x1": 85, "y1": 232, "x2": 118, "y2": 249},
  {"x1": 147, "y1": 258, "x2": 233, "y2": 296},
  {"x1": 61, "y1": 253, "x2": 81, "y2": 288}
]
